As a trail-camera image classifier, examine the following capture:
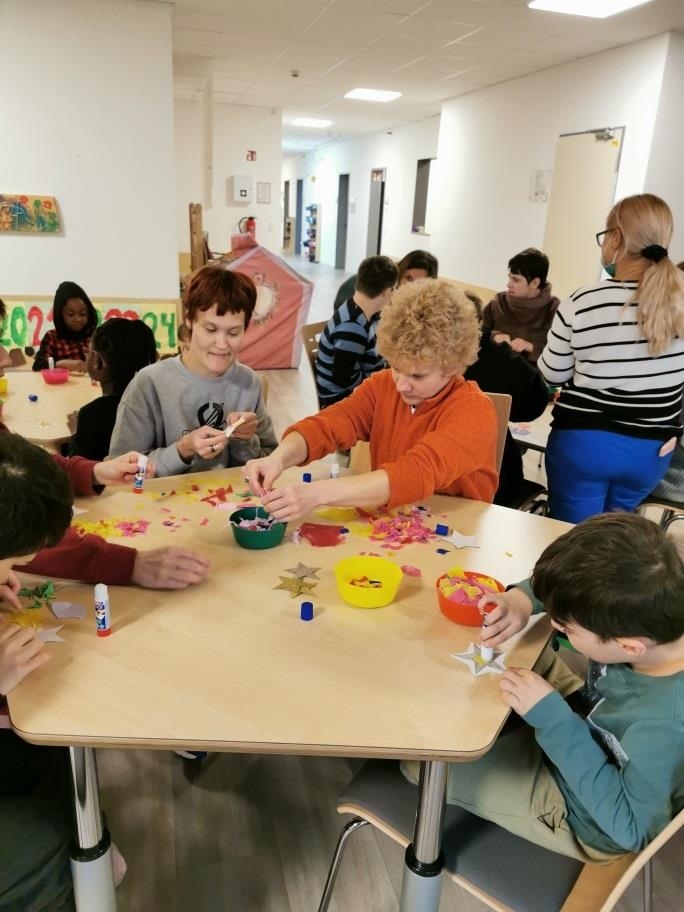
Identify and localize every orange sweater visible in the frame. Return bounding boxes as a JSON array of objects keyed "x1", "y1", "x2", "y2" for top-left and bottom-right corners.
[{"x1": 285, "y1": 370, "x2": 498, "y2": 508}]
